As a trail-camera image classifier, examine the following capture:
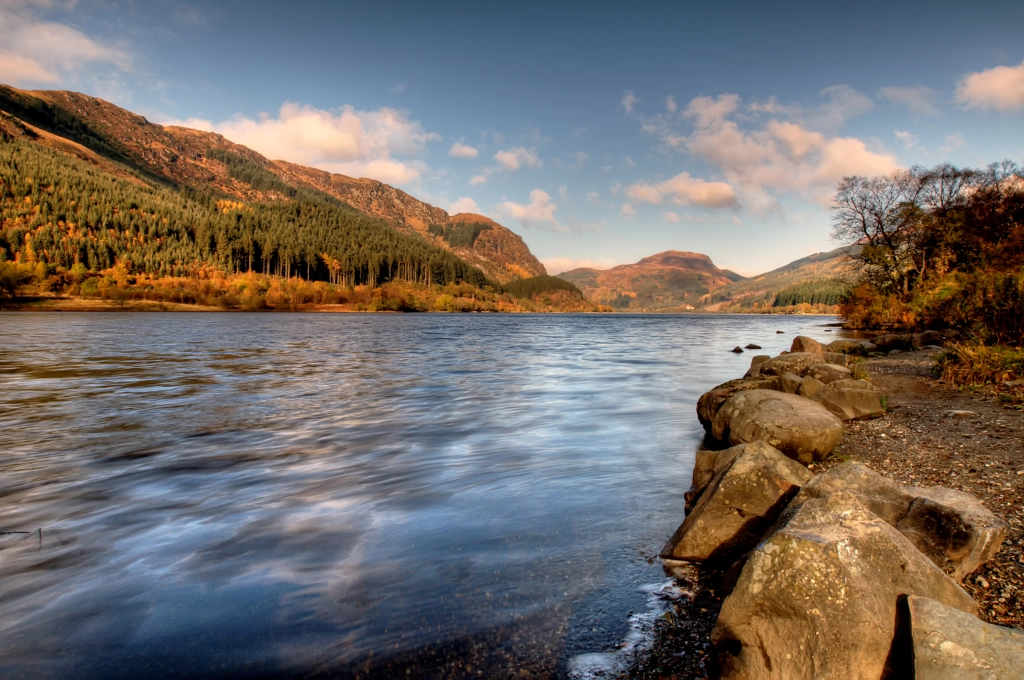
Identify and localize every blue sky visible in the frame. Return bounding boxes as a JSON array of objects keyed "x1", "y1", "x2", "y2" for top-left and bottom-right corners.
[{"x1": 2, "y1": 0, "x2": 1023, "y2": 275}]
